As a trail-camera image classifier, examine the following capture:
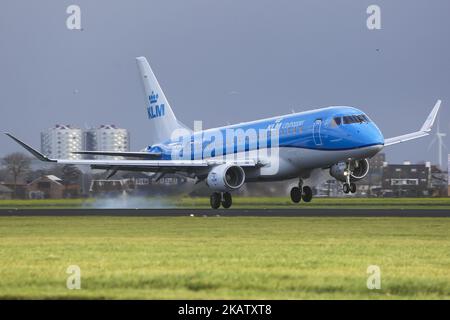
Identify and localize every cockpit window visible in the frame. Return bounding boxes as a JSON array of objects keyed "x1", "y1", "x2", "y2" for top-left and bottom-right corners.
[
  {"x1": 343, "y1": 116, "x2": 353, "y2": 124},
  {"x1": 343, "y1": 114, "x2": 370, "y2": 124},
  {"x1": 333, "y1": 117, "x2": 342, "y2": 125}
]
